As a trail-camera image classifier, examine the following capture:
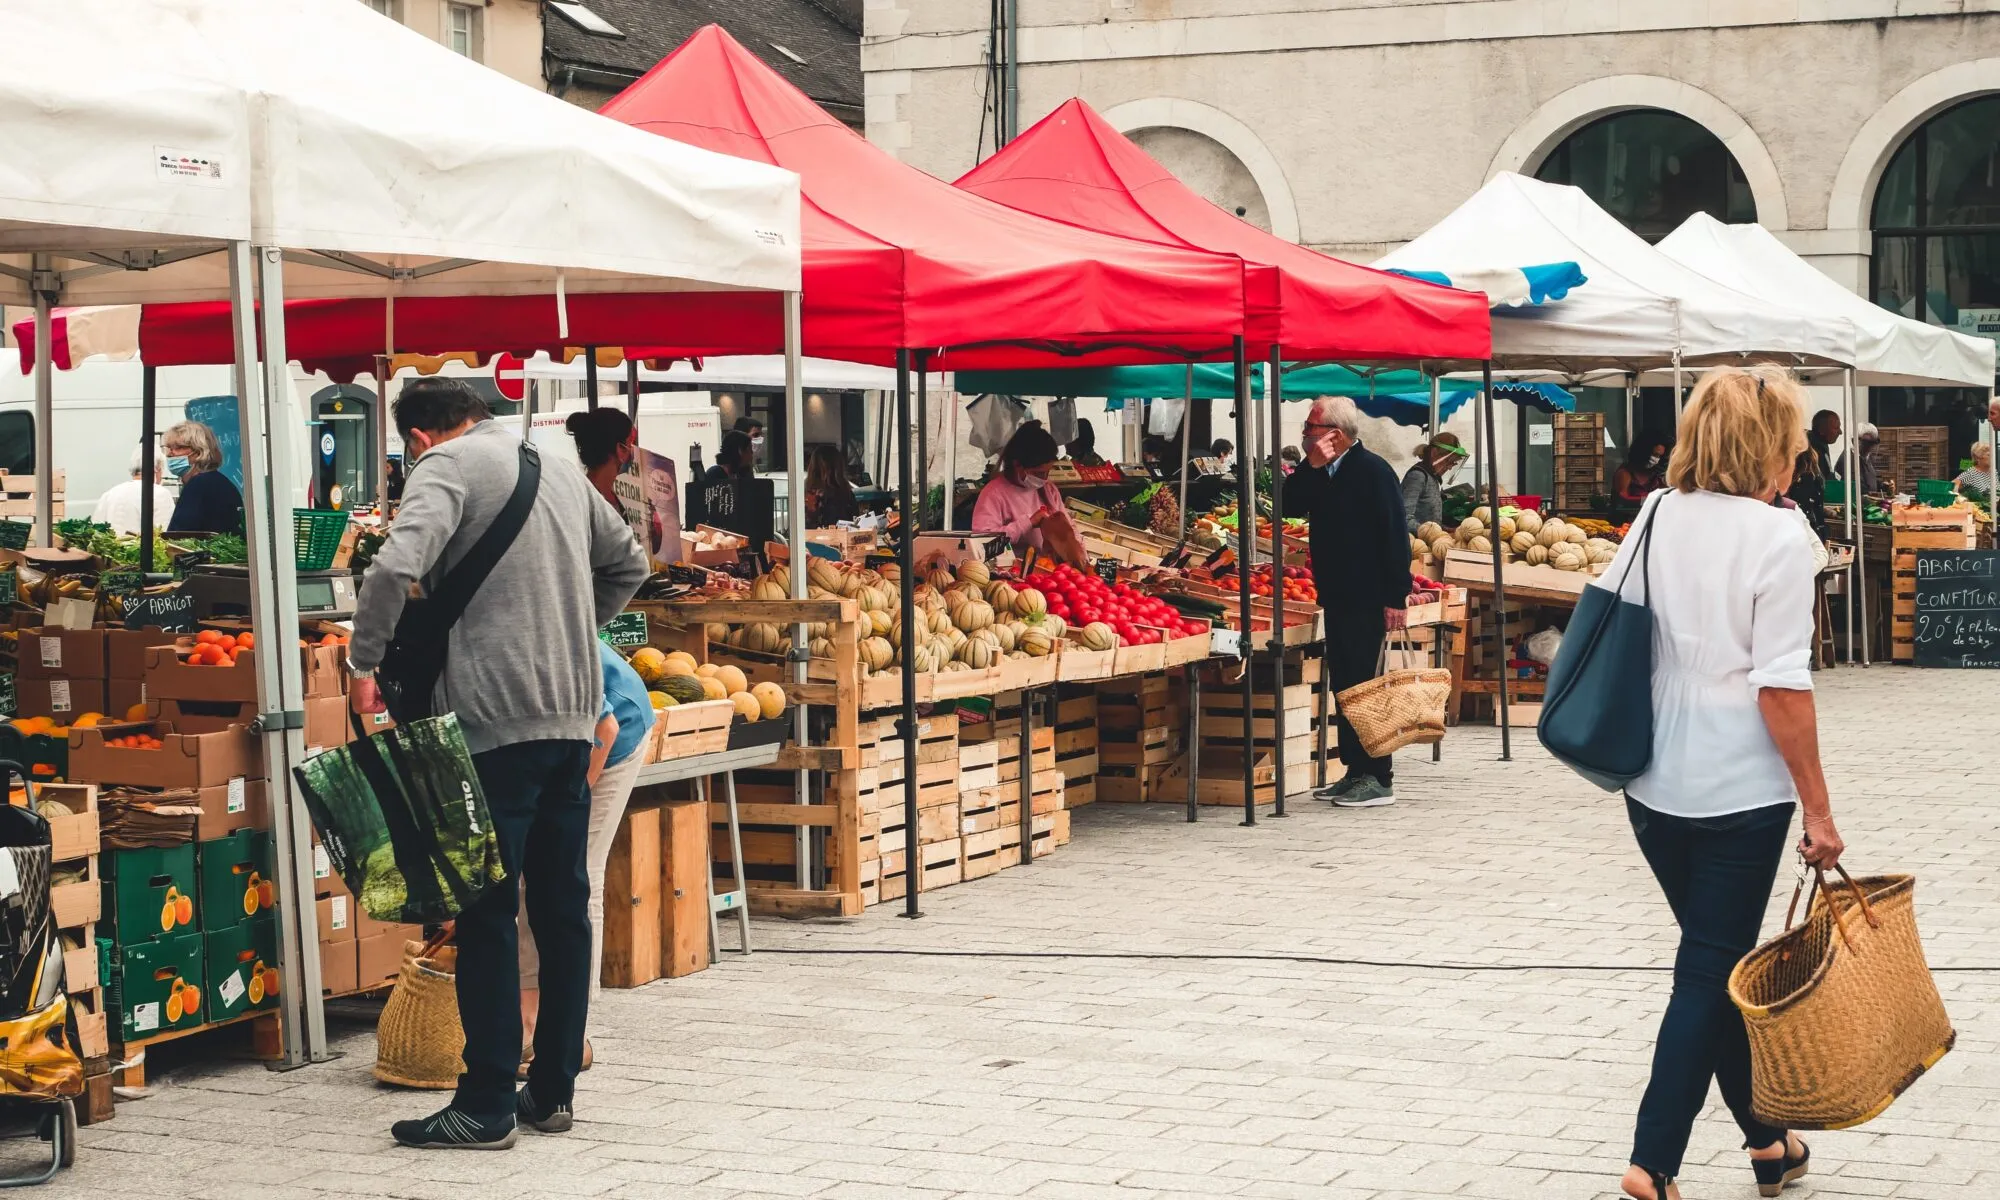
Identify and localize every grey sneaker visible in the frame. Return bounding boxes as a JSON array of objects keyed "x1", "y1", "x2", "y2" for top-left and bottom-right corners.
[
  {"x1": 1314, "y1": 776, "x2": 1361, "y2": 801},
  {"x1": 1332, "y1": 778, "x2": 1395, "y2": 808},
  {"x1": 516, "y1": 1083, "x2": 574, "y2": 1134}
]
